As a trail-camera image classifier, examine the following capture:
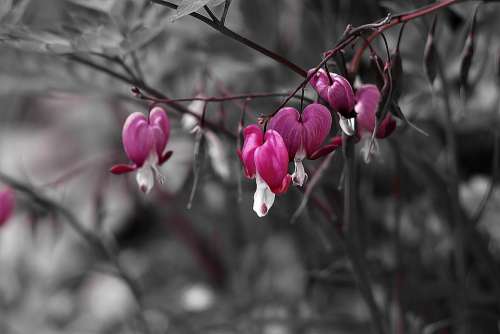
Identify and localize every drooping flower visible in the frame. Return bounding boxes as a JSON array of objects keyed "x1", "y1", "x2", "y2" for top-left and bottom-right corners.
[
  {"x1": 238, "y1": 125, "x2": 291, "y2": 217},
  {"x1": 268, "y1": 103, "x2": 333, "y2": 186},
  {"x1": 354, "y1": 85, "x2": 396, "y2": 162},
  {"x1": 308, "y1": 68, "x2": 355, "y2": 117},
  {"x1": 0, "y1": 187, "x2": 15, "y2": 227},
  {"x1": 110, "y1": 107, "x2": 172, "y2": 194}
]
